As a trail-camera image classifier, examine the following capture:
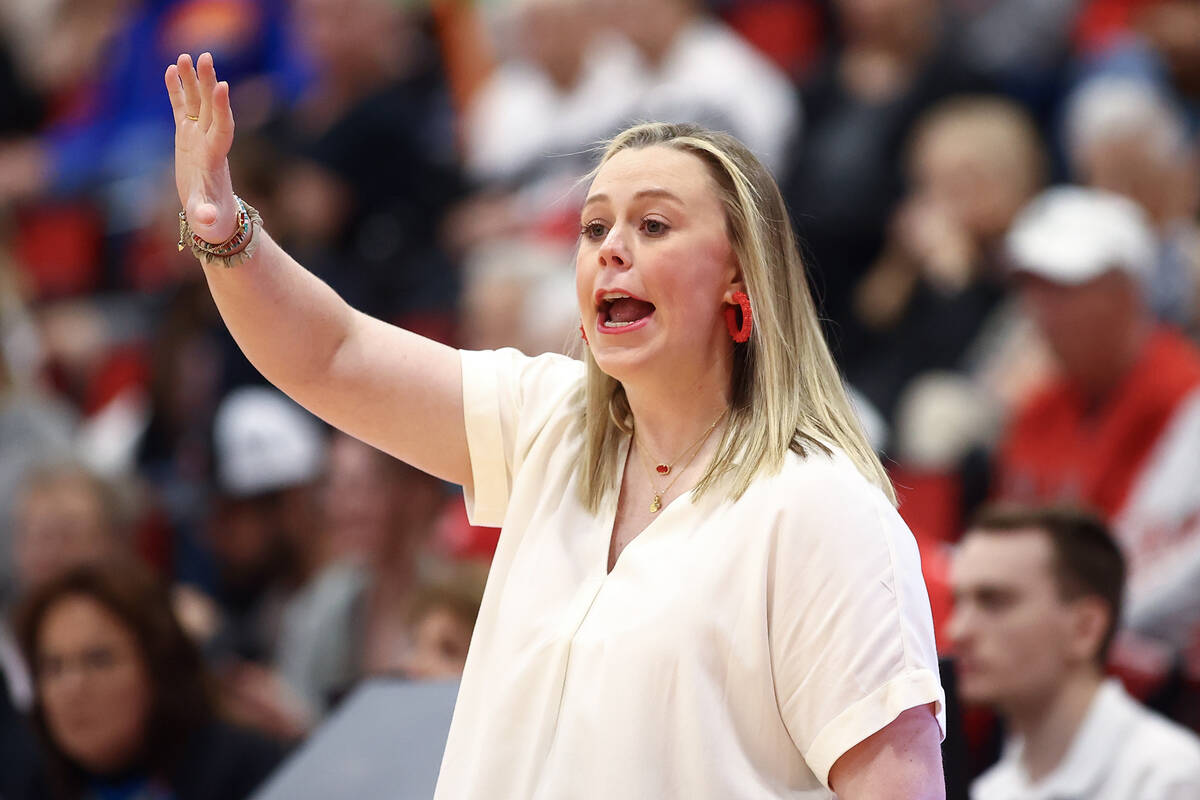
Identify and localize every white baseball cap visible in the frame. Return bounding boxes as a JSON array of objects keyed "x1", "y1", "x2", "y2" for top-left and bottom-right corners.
[
  {"x1": 213, "y1": 387, "x2": 327, "y2": 497},
  {"x1": 1006, "y1": 186, "x2": 1156, "y2": 287}
]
